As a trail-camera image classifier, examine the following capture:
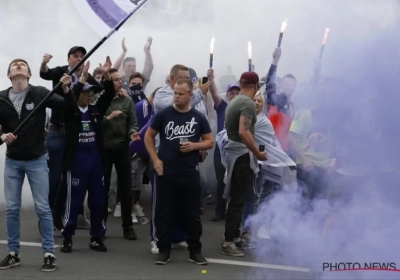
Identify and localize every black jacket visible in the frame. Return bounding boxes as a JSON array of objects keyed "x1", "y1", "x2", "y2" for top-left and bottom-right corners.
[
  {"x1": 0, "y1": 85, "x2": 70, "y2": 160},
  {"x1": 40, "y1": 65, "x2": 102, "y2": 126},
  {"x1": 62, "y1": 80, "x2": 115, "y2": 171}
]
